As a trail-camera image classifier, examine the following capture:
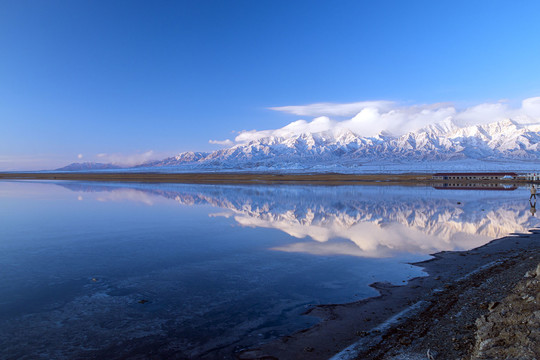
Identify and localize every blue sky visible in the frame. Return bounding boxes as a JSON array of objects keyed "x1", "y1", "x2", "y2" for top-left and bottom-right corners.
[{"x1": 1, "y1": 0, "x2": 540, "y2": 170}]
